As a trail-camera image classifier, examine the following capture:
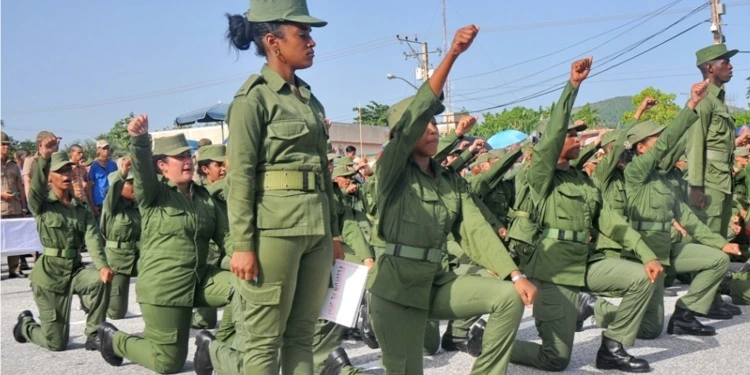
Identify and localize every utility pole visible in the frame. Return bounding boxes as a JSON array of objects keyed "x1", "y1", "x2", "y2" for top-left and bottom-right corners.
[
  {"x1": 396, "y1": 35, "x2": 442, "y2": 84},
  {"x1": 710, "y1": 0, "x2": 724, "y2": 44}
]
